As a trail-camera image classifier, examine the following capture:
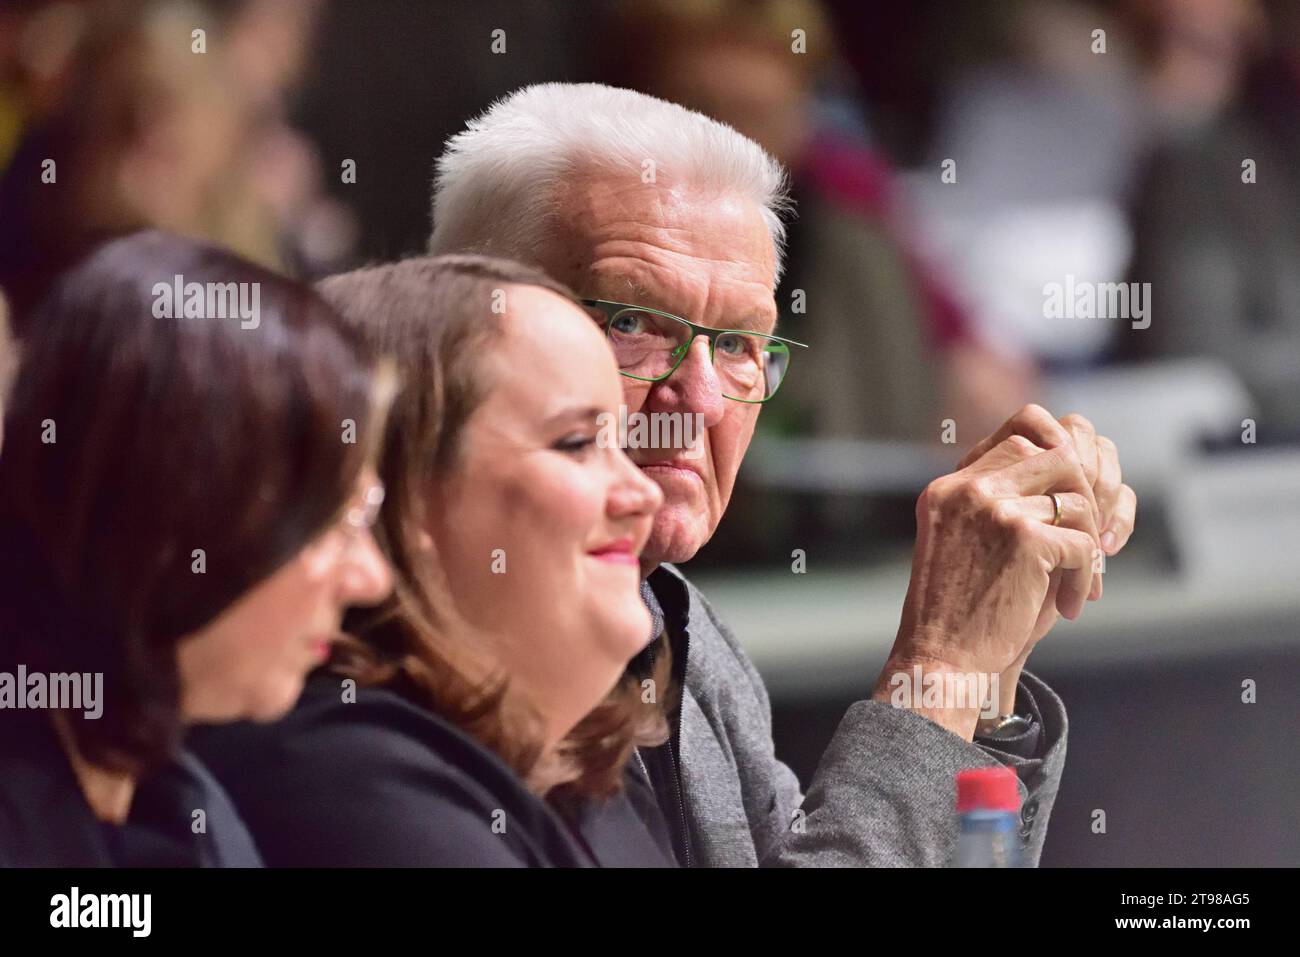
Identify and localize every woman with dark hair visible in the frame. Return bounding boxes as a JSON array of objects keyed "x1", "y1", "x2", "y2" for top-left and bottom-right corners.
[
  {"x1": 193, "y1": 254, "x2": 677, "y2": 866},
  {"x1": 0, "y1": 230, "x2": 394, "y2": 866}
]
